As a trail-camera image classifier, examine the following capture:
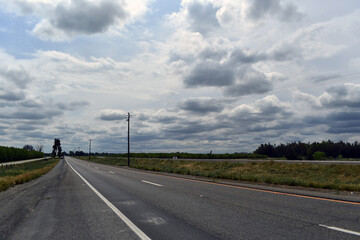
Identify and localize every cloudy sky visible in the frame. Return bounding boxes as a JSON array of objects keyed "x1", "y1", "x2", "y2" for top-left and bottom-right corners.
[{"x1": 0, "y1": 0, "x2": 360, "y2": 153}]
